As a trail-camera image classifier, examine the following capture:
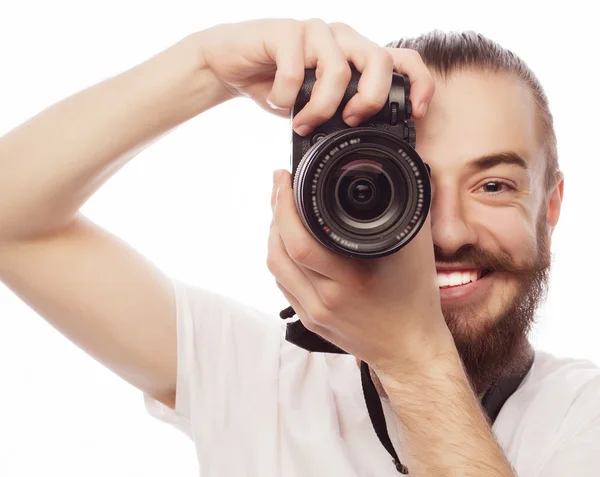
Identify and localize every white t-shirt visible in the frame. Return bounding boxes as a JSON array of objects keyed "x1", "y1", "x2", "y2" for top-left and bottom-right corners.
[{"x1": 145, "y1": 279, "x2": 600, "y2": 477}]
